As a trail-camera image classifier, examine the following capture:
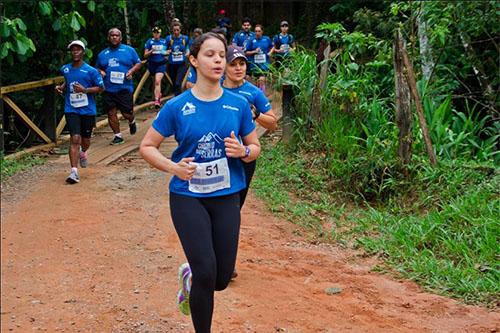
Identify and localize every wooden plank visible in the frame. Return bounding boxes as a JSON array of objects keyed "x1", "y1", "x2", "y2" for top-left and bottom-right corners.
[
  {"x1": 0, "y1": 77, "x2": 64, "y2": 95},
  {"x1": 56, "y1": 116, "x2": 66, "y2": 137},
  {"x1": 133, "y1": 70, "x2": 150, "y2": 104},
  {"x1": 3, "y1": 95, "x2": 52, "y2": 144}
]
